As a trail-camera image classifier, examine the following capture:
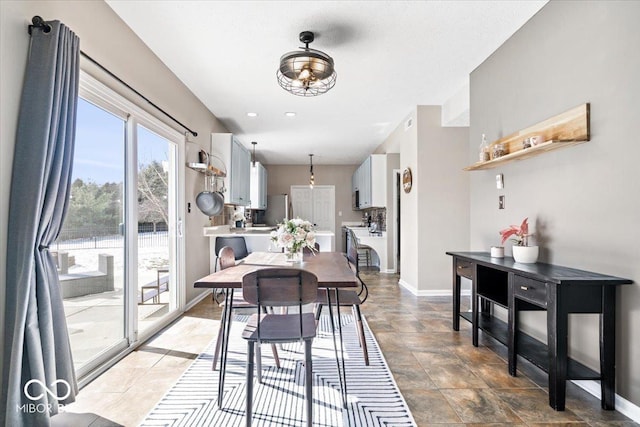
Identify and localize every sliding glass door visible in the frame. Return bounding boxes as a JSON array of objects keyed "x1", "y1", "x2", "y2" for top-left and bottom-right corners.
[
  {"x1": 57, "y1": 97, "x2": 128, "y2": 374},
  {"x1": 136, "y1": 125, "x2": 178, "y2": 334},
  {"x1": 56, "y1": 73, "x2": 184, "y2": 378}
]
